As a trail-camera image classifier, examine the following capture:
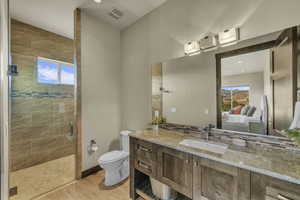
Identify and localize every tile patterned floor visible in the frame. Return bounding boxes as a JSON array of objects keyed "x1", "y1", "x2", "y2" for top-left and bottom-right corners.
[
  {"x1": 36, "y1": 171, "x2": 130, "y2": 200},
  {"x1": 10, "y1": 155, "x2": 75, "y2": 200}
]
